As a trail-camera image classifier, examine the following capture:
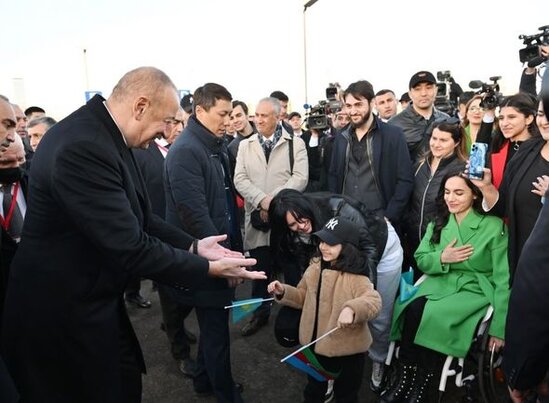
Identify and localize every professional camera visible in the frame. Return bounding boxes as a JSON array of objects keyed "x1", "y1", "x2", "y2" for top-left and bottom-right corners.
[
  {"x1": 518, "y1": 25, "x2": 549, "y2": 65},
  {"x1": 306, "y1": 84, "x2": 343, "y2": 130},
  {"x1": 469, "y1": 76, "x2": 504, "y2": 110},
  {"x1": 434, "y1": 70, "x2": 462, "y2": 116}
]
